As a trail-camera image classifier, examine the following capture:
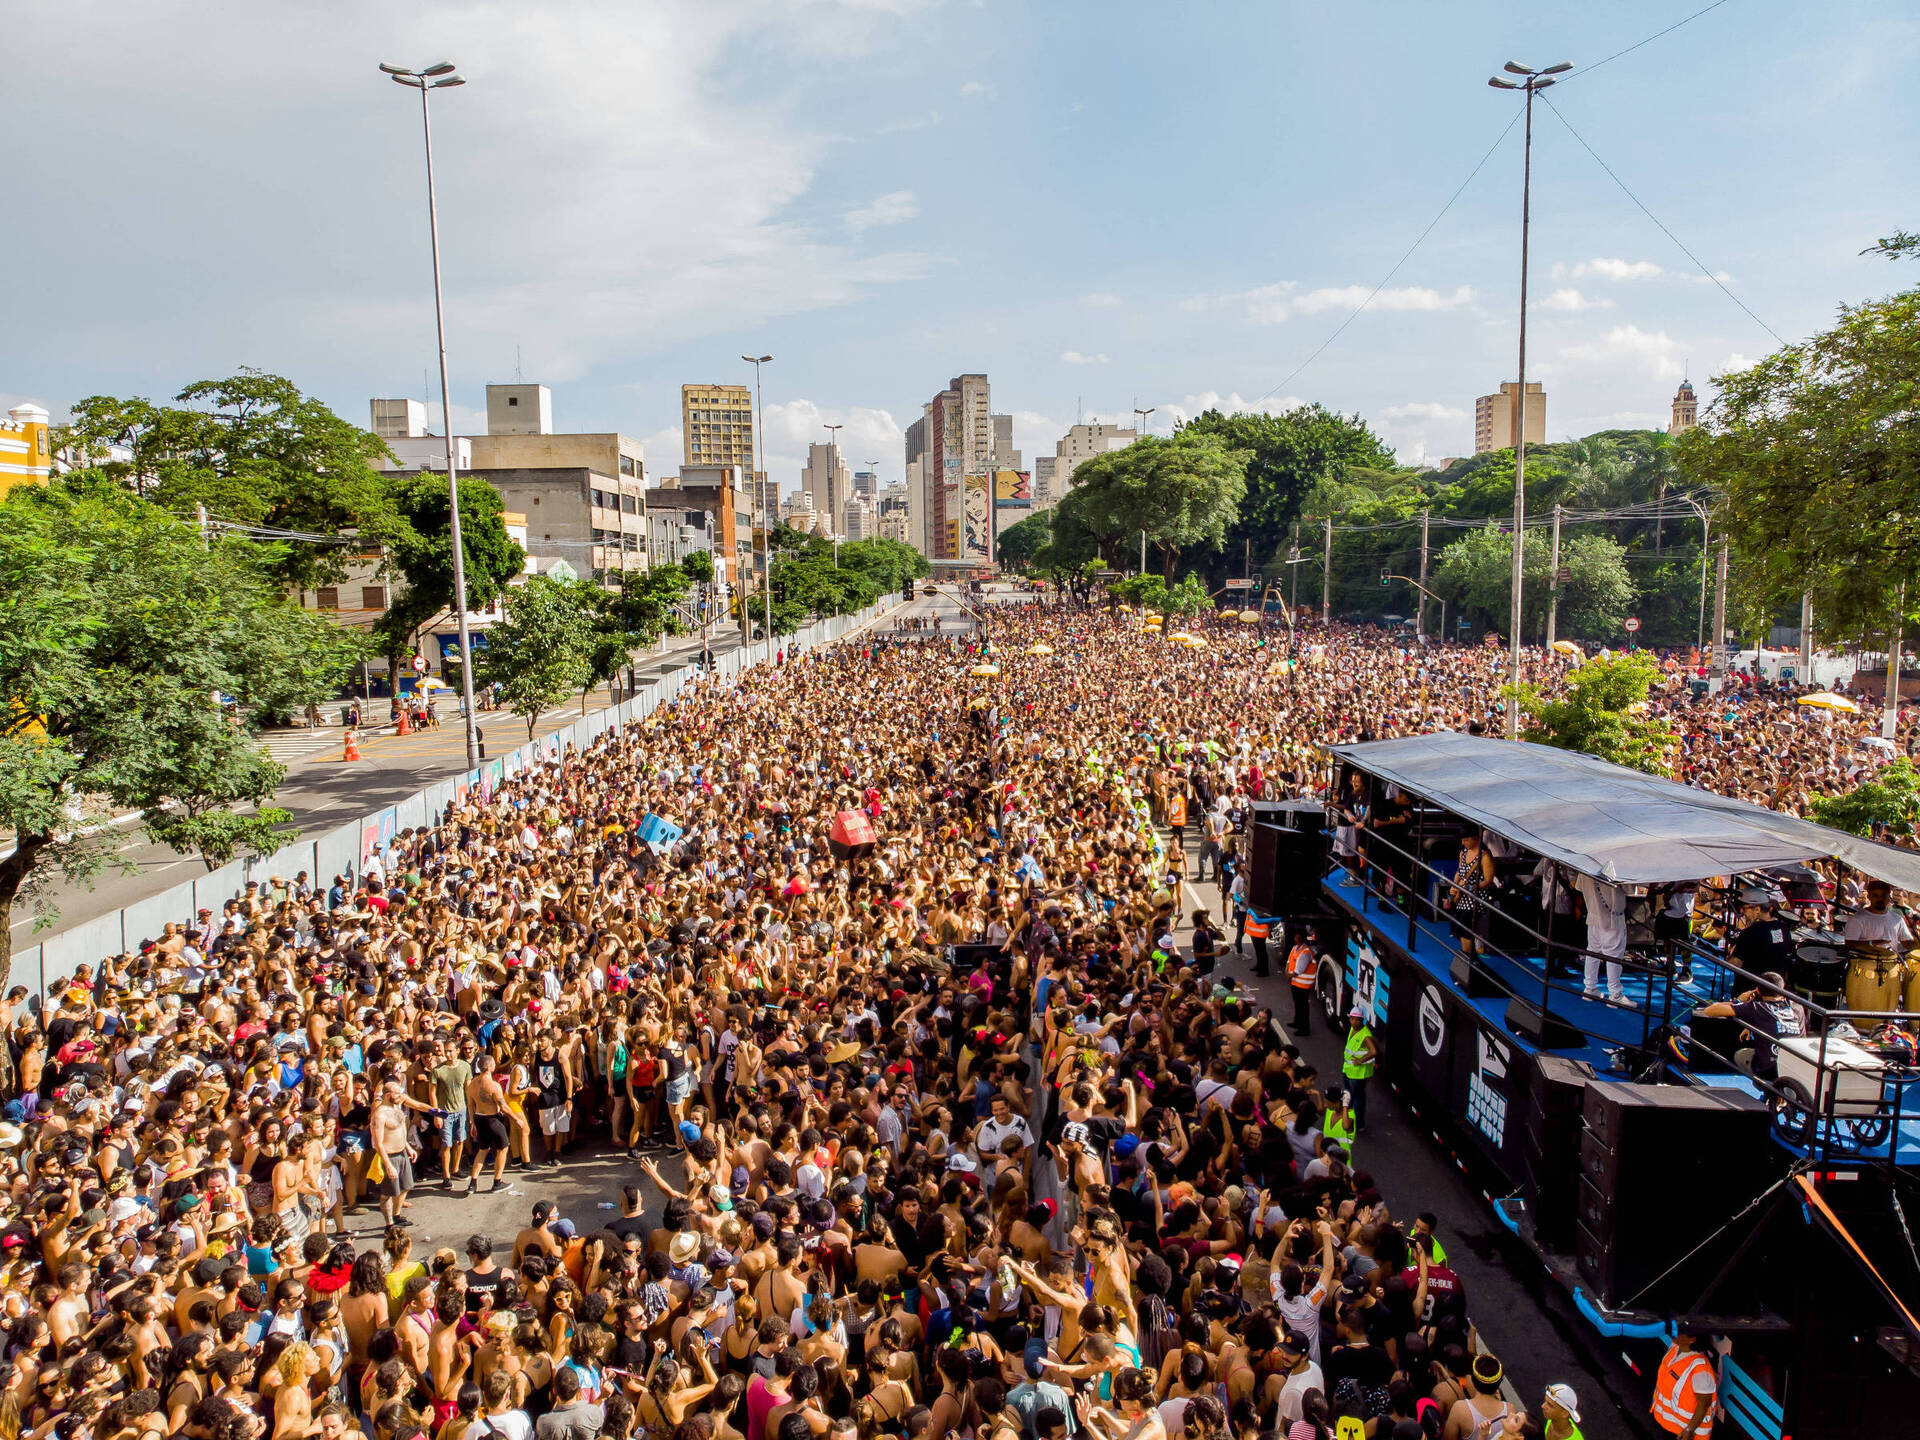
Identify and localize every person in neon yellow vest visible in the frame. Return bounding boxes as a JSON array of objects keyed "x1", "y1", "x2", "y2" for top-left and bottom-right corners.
[{"x1": 1341, "y1": 1008, "x2": 1378, "y2": 1133}]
